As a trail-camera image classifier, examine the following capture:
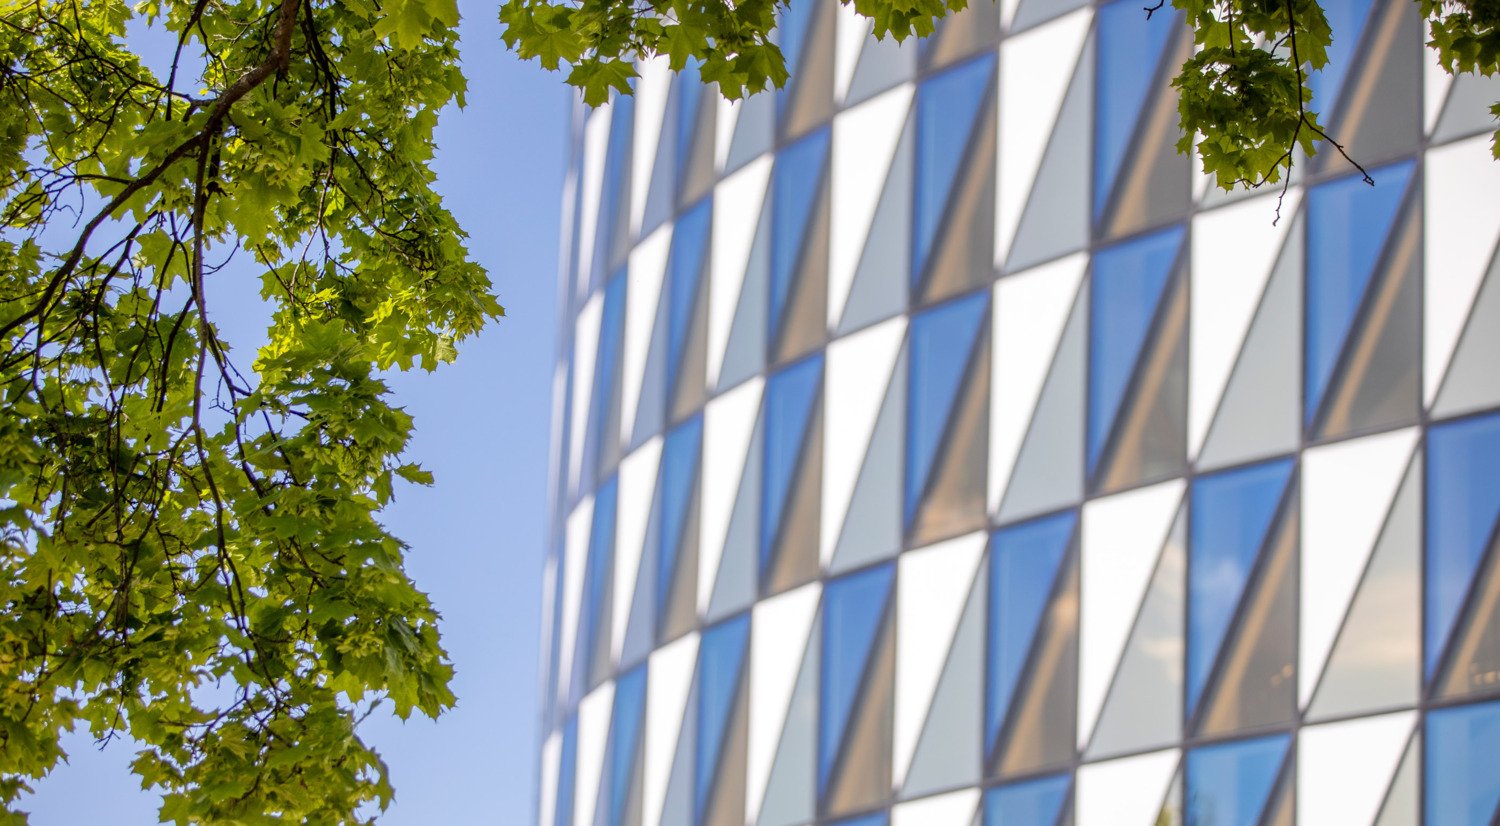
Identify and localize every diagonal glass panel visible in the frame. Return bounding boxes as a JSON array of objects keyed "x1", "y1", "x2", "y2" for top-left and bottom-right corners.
[
  {"x1": 1088, "y1": 225, "x2": 1183, "y2": 473},
  {"x1": 1425, "y1": 411, "x2": 1500, "y2": 680},
  {"x1": 675, "y1": 60, "x2": 703, "y2": 190},
  {"x1": 557, "y1": 716, "x2": 579, "y2": 826},
  {"x1": 820, "y1": 562, "x2": 896, "y2": 797},
  {"x1": 906, "y1": 290, "x2": 989, "y2": 527},
  {"x1": 577, "y1": 477, "x2": 619, "y2": 695},
  {"x1": 595, "y1": 95, "x2": 635, "y2": 286},
  {"x1": 1094, "y1": 0, "x2": 1174, "y2": 219},
  {"x1": 1185, "y1": 733, "x2": 1289, "y2": 826},
  {"x1": 656, "y1": 414, "x2": 703, "y2": 628},
  {"x1": 771, "y1": 128, "x2": 831, "y2": 347},
  {"x1": 1425, "y1": 700, "x2": 1500, "y2": 826},
  {"x1": 984, "y1": 773, "x2": 1072, "y2": 826},
  {"x1": 697, "y1": 614, "x2": 751, "y2": 820},
  {"x1": 775, "y1": 0, "x2": 818, "y2": 117},
  {"x1": 832, "y1": 815, "x2": 889, "y2": 826},
  {"x1": 986, "y1": 511, "x2": 1076, "y2": 757},
  {"x1": 668, "y1": 198, "x2": 712, "y2": 399},
  {"x1": 1187, "y1": 458, "x2": 1294, "y2": 720},
  {"x1": 761, "y1": 354, "x2": 825, "y2": 582},
  {"x1": 608, "y1": 665, "x2": 648, "y2": 826},
  {"x1": 588, "y1": 270, "x2": 628, "y2": 475},
  {"x1": 1304, "y1": 161, "x2": 1413, "y2": 425},
  {"x1": 913, "y1": 53, "x2": 995, "y2": 287},
  {"x1": 1306, "y1": 0, "x2": 1377, "y2": 116}
]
